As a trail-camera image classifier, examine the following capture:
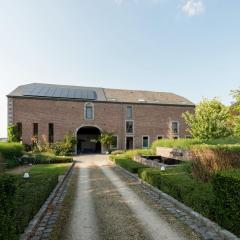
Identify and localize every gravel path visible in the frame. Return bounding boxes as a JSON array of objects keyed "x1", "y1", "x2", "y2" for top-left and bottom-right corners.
[{"x1": 61, "y1": 155, "x2": 201, "y2": 240}]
